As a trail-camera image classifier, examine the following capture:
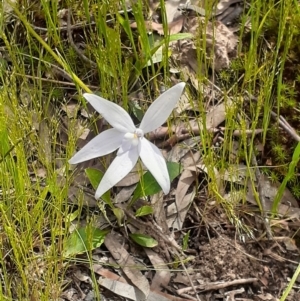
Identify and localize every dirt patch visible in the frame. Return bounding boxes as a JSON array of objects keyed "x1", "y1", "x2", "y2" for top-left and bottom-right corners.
[{"x1": 173, "y1": 231, "x2": 300, "y2": 301}]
